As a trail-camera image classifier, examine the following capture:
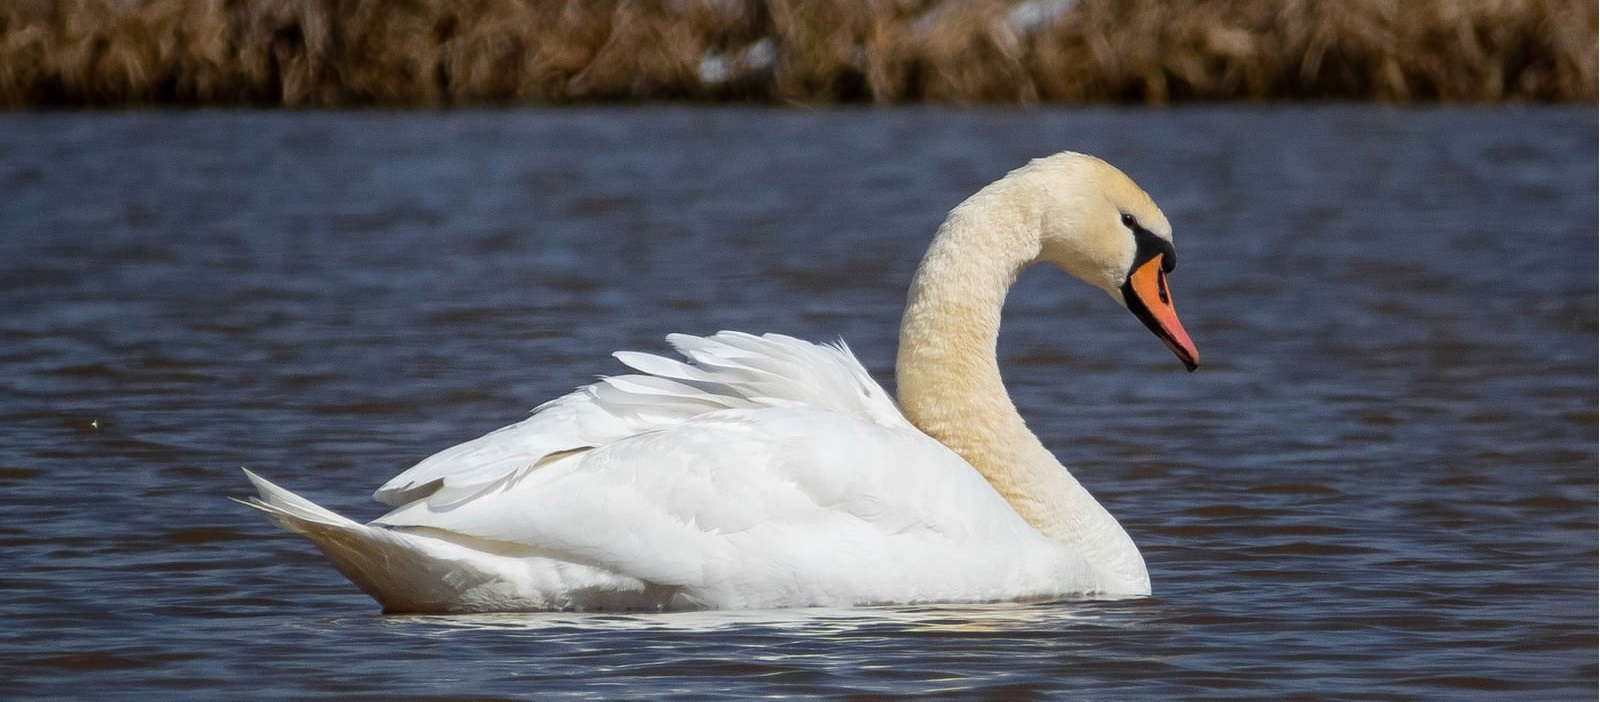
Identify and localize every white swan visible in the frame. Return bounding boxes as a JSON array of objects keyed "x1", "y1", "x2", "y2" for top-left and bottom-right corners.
[{"x1": 240, "y1": 151, "x2": 1198, "y2": 613}]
